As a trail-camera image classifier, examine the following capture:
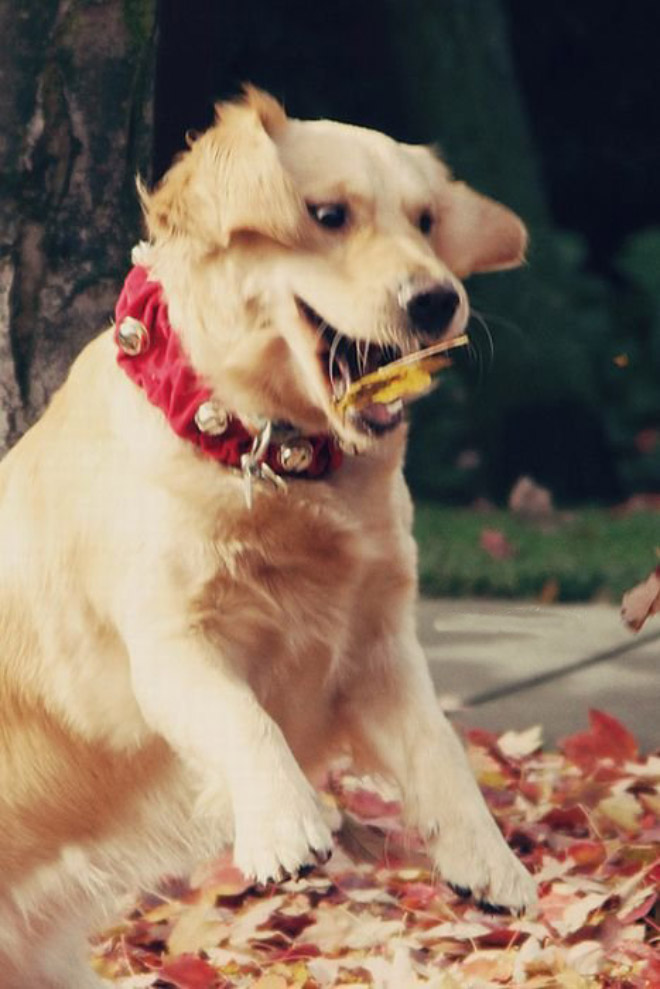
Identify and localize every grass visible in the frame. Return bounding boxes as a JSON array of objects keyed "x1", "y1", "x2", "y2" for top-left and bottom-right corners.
[{"x1": 414, "y1": 503, "x2": 659, "y2": 602}]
